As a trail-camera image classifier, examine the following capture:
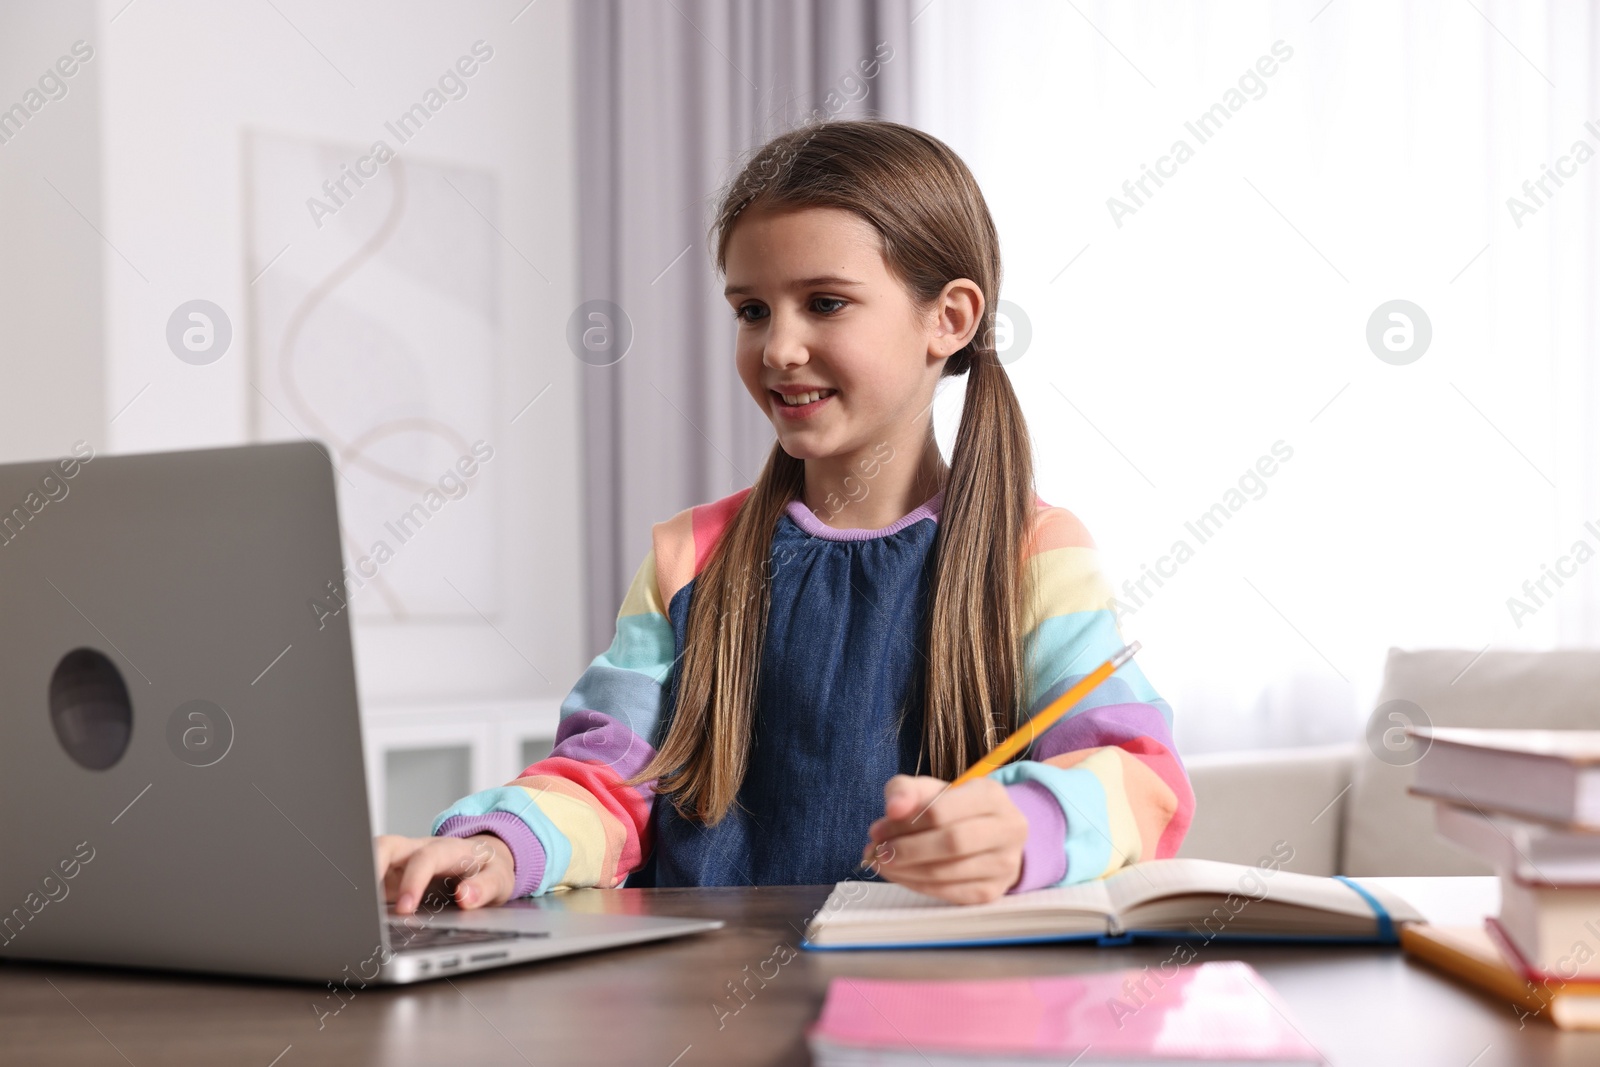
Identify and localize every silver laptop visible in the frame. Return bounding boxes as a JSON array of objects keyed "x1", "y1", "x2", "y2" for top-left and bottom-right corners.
[{"x1": 0, "y1": 440, "x2": 720, "y2": 984}]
